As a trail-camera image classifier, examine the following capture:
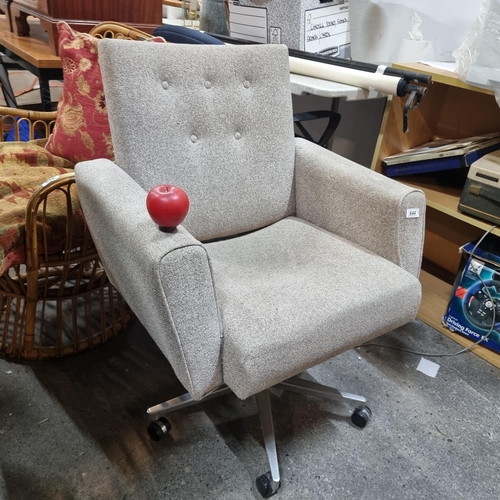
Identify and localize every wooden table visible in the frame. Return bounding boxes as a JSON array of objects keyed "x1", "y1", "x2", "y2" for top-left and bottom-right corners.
[{"x1": 0, "y1": 17, "x2": 61, "y2": 110}]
